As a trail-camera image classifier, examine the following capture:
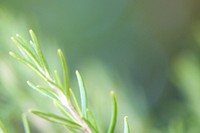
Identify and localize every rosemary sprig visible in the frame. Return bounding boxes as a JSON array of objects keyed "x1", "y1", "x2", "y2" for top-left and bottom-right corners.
[{"x1": 7, "y1": 30, "x2": 130, "y2": 133}]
